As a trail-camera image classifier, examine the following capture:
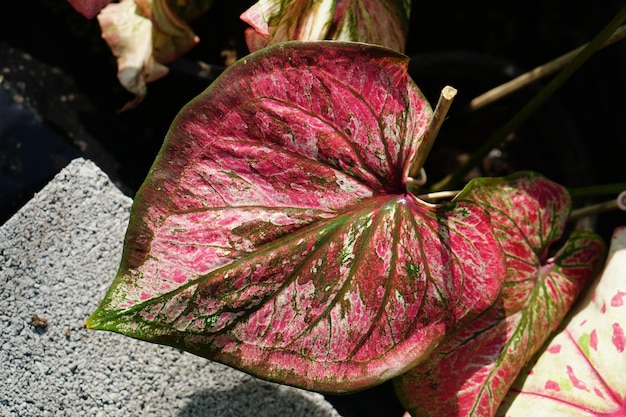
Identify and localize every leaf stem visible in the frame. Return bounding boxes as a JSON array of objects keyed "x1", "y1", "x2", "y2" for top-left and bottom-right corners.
[
  {"x1": 432, "y1": 5, "x2": 626, "y2": 192},
  {"x1": 408, "y1": 85, "x2": 457, "y2": 179},
  {"x1": 416, "y1": 189, "x2": 460, "y2": 202},
  {"x1": 468, "y1": 24, "x2": 626, "y2": 111},
  {"x1": 568, "y1": 183, "x2": 626, "y2": 198},
  {"x1": 569, "y1": 191, "x2": 626, "y2": 221}
]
